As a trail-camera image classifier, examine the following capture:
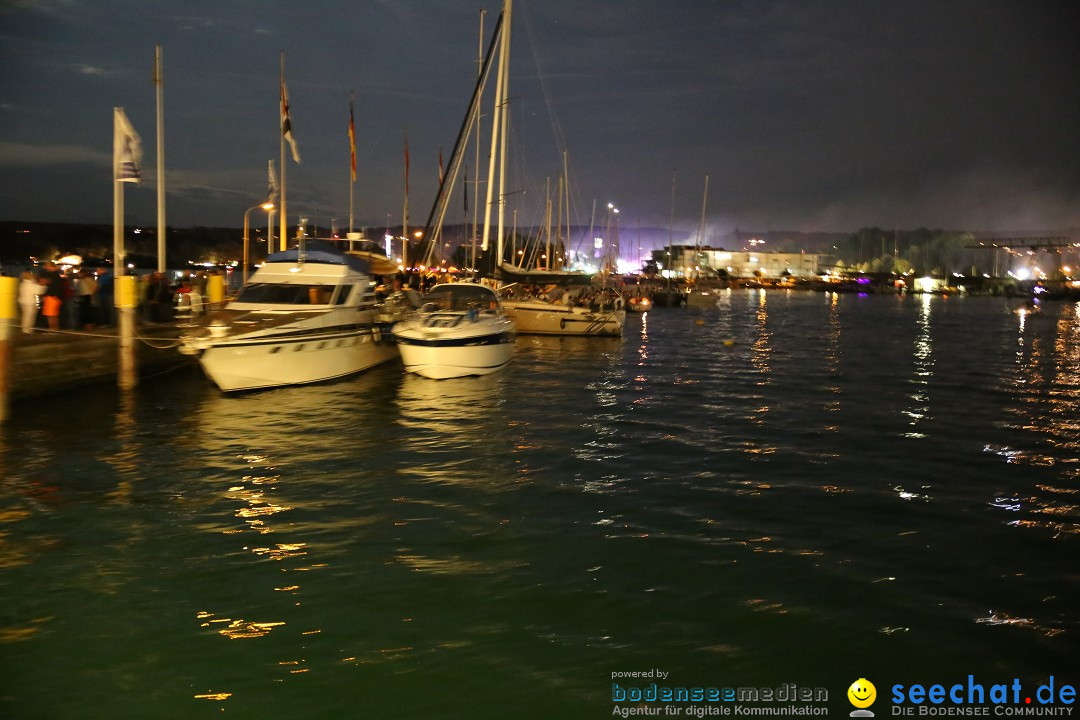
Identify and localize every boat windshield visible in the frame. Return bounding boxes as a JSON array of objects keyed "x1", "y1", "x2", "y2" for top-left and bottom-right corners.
[
  {"x1": 233, "y1": 283, "x2": 337, "y2": 305},
  {"x1": 422, "y1": 284, "x2": 498, "y2": 312}
]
